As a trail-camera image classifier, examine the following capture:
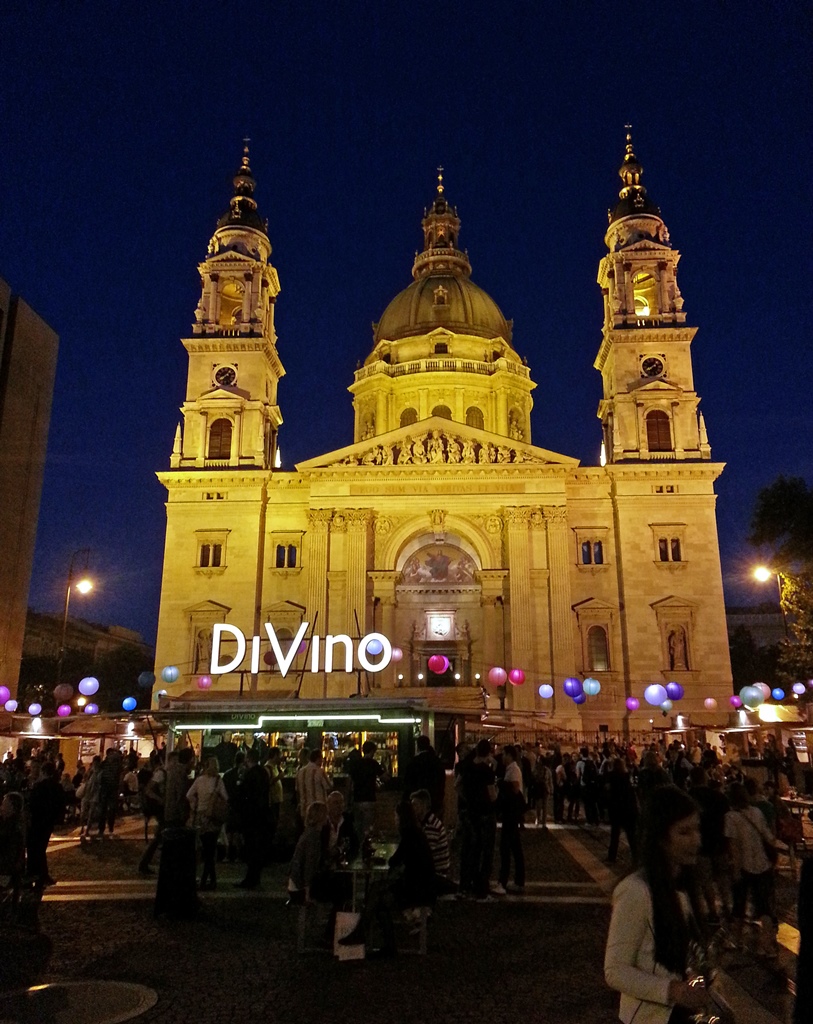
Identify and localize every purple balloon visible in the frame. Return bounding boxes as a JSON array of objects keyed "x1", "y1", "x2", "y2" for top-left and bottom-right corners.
[
  {"x1": 0, "y1": 686, "x2": 10, "y2": 704},
  {"x1": 57, "y1": 704, "x2": 72, "y2": 717},
  {"x1": 84, "y1": 703, "x2": 99, "y2": 715},
  {"x1": 665, "y1": 682, "x2": 684, "y2": 701},
  {"x1": 626, "y1": 696, "x2": 639, "y2": 711},
  {"x1": 563, "y1": 677, "x2": 583, "y2": 698},
  {"x1": 573, "y1": 692, "x2": 587, "y2": 705}
]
